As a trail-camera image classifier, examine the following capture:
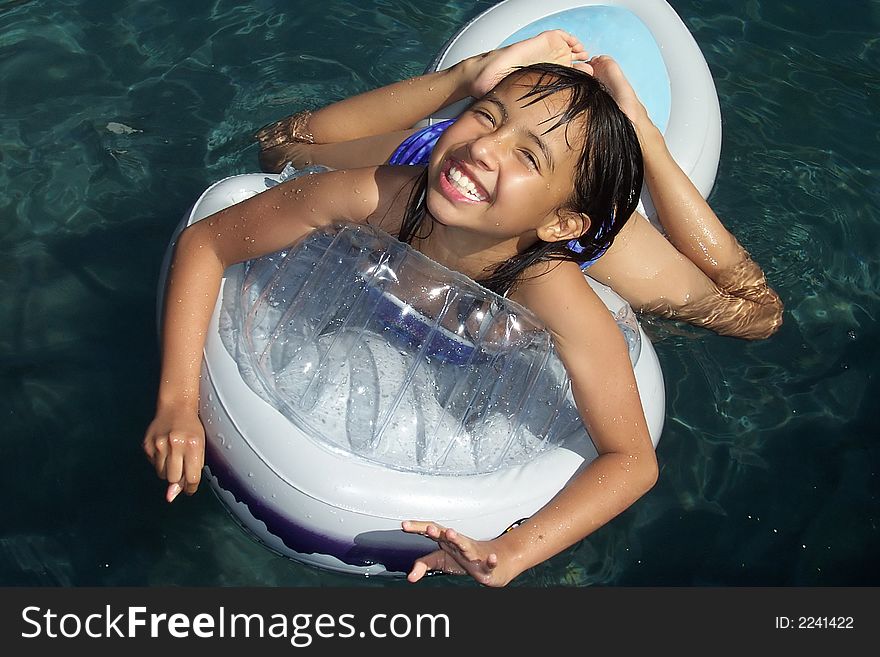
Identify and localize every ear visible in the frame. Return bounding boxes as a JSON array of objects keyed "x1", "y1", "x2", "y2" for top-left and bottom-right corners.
[{"x1": 536, "y1": 210, "x2": 591, "y2": 243}]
